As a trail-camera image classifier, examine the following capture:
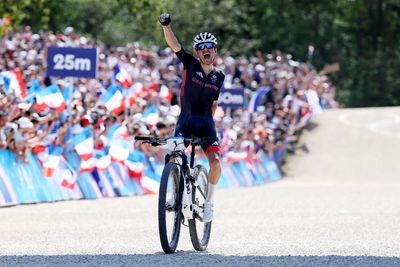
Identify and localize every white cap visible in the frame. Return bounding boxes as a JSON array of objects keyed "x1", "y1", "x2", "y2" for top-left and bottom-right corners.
[{"x1": 18, "y1": 117, "x2": 34, "y2": 129}]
